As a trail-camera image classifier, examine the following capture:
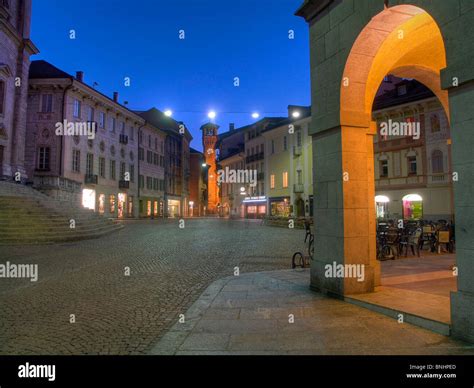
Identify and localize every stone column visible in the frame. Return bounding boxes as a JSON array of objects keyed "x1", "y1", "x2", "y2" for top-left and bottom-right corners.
[
  {"x1": 449, "y1": 81, "x2": 474, "y2": 343},
  {"x1": 310, "y1": 124, "x2": 378, "y2": 296}
]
